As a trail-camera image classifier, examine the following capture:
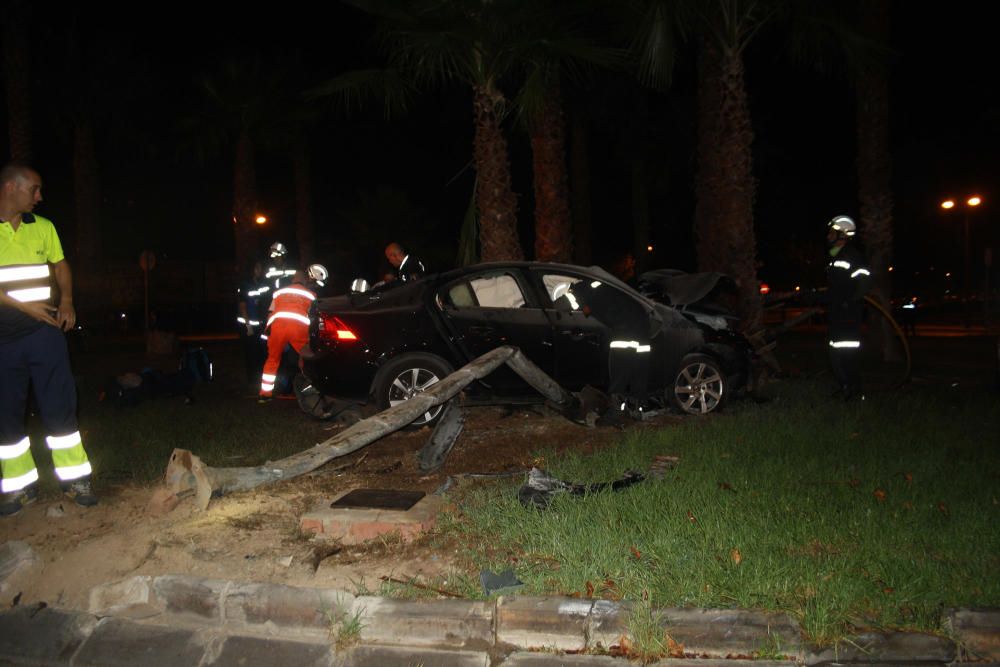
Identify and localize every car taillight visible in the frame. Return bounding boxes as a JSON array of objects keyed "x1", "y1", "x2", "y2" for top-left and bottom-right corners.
[{"x1": 318, "y1": 314, "x2": 359, "y2": 343}]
